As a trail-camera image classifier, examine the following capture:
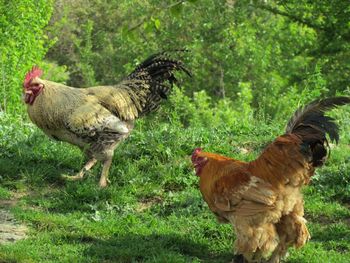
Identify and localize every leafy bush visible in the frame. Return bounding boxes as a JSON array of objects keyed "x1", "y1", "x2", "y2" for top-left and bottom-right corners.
[{"x1": 0, "y1": 0, "x2": 53, "y2": 113}]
